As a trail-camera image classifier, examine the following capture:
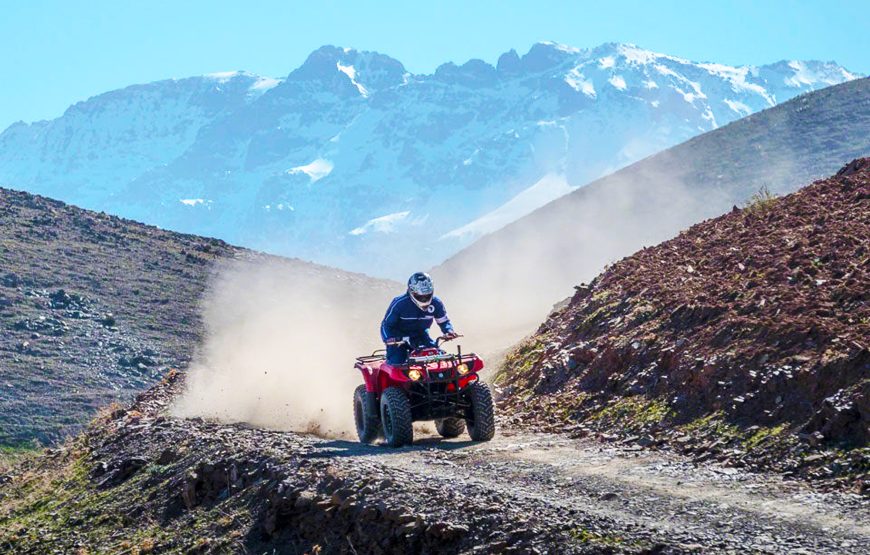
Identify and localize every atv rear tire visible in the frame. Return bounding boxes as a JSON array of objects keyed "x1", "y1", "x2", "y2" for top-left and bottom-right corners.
[
  {"x1": 435, "y1": 417, "x2": 466, "y2": 438},
  {"x1": 354, "y1": 385, "x2": 381, "y2": 444},
  {"x1": 380, "y1": 387, "x2": 413, "y2": 447},
  {"x1": 465, "y1": 382, "x2": 496, "y2": 442}
]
